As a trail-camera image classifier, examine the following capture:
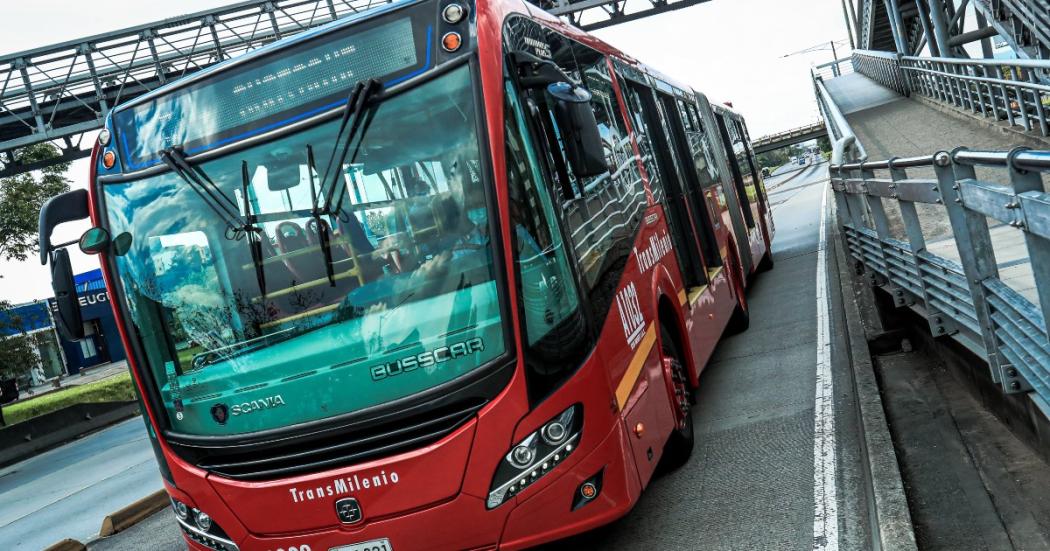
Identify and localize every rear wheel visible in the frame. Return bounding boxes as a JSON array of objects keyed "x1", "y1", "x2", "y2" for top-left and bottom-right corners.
[
  {"x1": 726, "y1": 247, "x2": 751, "y2": 335},
  {"x1": 659, "y1": 325, "x2": 694, "y2": 471},
  {"x1": 758, "y1": 249, "x2": 774, "y2": 272}
]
